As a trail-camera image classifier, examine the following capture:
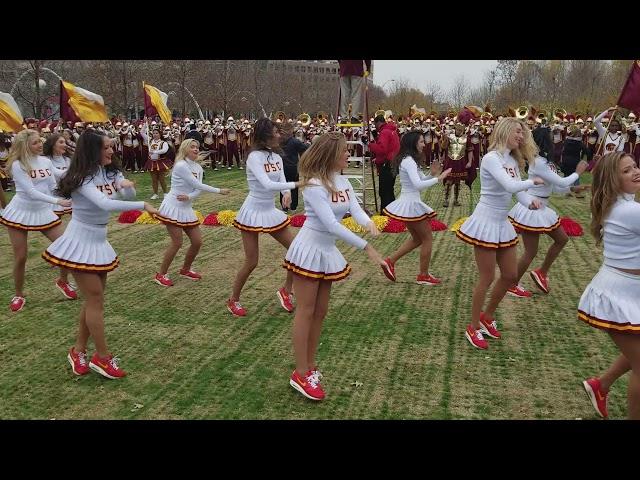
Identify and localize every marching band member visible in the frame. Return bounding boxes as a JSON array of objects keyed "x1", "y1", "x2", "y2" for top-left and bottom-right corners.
[
  {"x1": 0, "y1": 130, "x2": 76, "y2": 312},
  {"x1": 456, "y1": 118, "x2": 544, "y2": 349},
  {"x1": 383, "y1": 131, "x2": 451, "y2": 285},
  {"x1": 579, "y1": 152, "x2": 640, "y2": 419},
  {"x1": 595, "y1": 107, "x2": 626, "y2": 153},
  {"x1": 284, "y1": 131, "x2": 391, "y2": 401},
  {"x1": 43, "y1": 131, "x2": 158, "y2": 379},
  {"x1": 225, "y1": 118, "x2": 242, "y2": 169},
  {"x1": 227, "y1": 117, "x2": 304, "y2": 317},
  {"x1": 154, "y1": 139, "x2": 230, "y2": 287}
]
